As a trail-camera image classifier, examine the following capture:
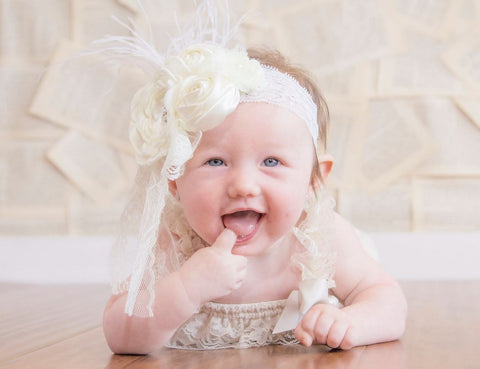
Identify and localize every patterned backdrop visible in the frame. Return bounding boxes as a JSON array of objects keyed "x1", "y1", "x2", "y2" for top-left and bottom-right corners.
[{"x1": 1, "y1": 0, "x2": 480, "y2": 235}]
